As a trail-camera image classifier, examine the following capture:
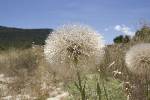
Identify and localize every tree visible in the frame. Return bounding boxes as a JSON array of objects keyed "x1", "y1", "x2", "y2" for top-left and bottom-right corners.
[{"x1": 113, "y1": 35, "x2": 130, "y2": 43}]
